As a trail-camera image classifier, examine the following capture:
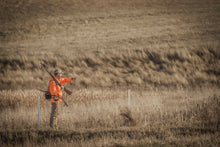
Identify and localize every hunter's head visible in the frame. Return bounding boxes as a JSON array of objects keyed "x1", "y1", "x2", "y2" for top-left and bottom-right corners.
[{"x1": 54, "y1": 69, "x2": 63, "y2": 78}]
